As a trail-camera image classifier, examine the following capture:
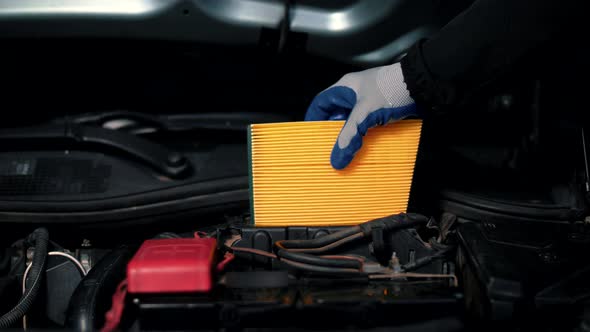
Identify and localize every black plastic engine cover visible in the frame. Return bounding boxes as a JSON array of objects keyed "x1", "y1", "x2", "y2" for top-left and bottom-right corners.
[
  {"x1": 133, "y1": 279, "x2": 462, "y2": 330},
  {"x1": 457, "y1": 218, "x2": 590, "y2": 327},
  {"x1": 0, "y1": 144, "x2": 249, "y2": 225}
]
